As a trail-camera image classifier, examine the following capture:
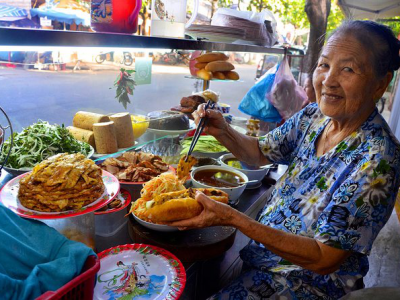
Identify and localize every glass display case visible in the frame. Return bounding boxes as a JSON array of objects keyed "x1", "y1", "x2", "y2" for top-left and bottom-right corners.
[{"x1": 0, "y1": 27, "x2": 299, "y2": 299}]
